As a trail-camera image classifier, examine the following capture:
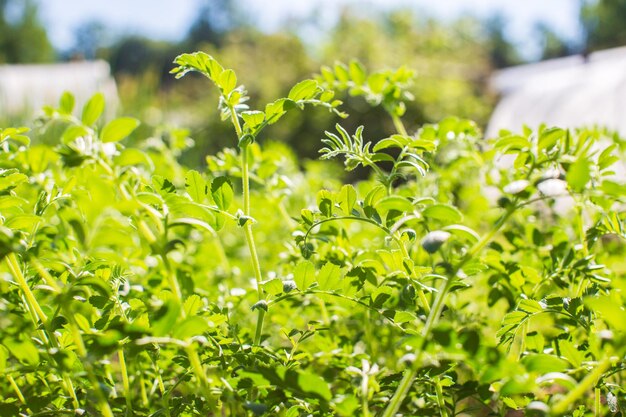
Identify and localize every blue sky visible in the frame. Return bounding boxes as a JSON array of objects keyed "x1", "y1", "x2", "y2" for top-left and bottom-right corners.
[{"x1": 40, "y1": 0, "x2": 582, "y2": 58}]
